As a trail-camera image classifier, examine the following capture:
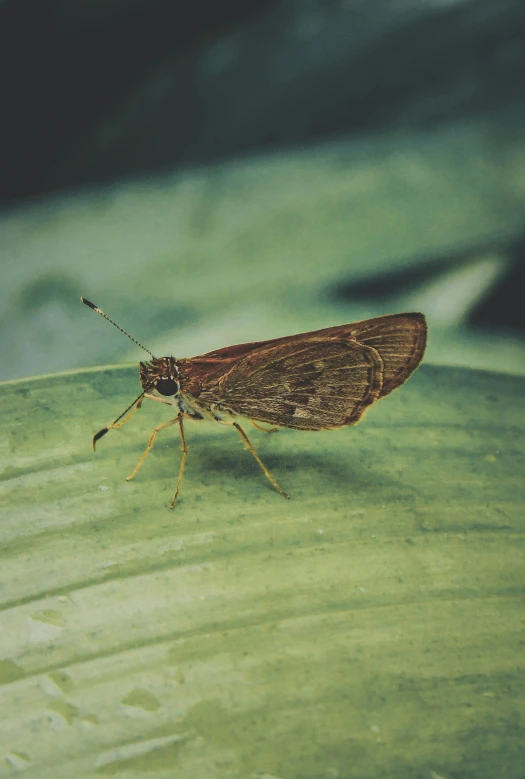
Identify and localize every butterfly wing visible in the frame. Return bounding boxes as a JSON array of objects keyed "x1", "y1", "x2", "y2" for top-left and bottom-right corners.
[
  {"x1": 200, "y1": 313, "x2": 426, "y2": 399},
  {"x1": 199, "y1": 337, "x2": 383, "y2": 430},
  {"x1": 345, "y1": 313, "x2": 427, "y2": 397}
]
